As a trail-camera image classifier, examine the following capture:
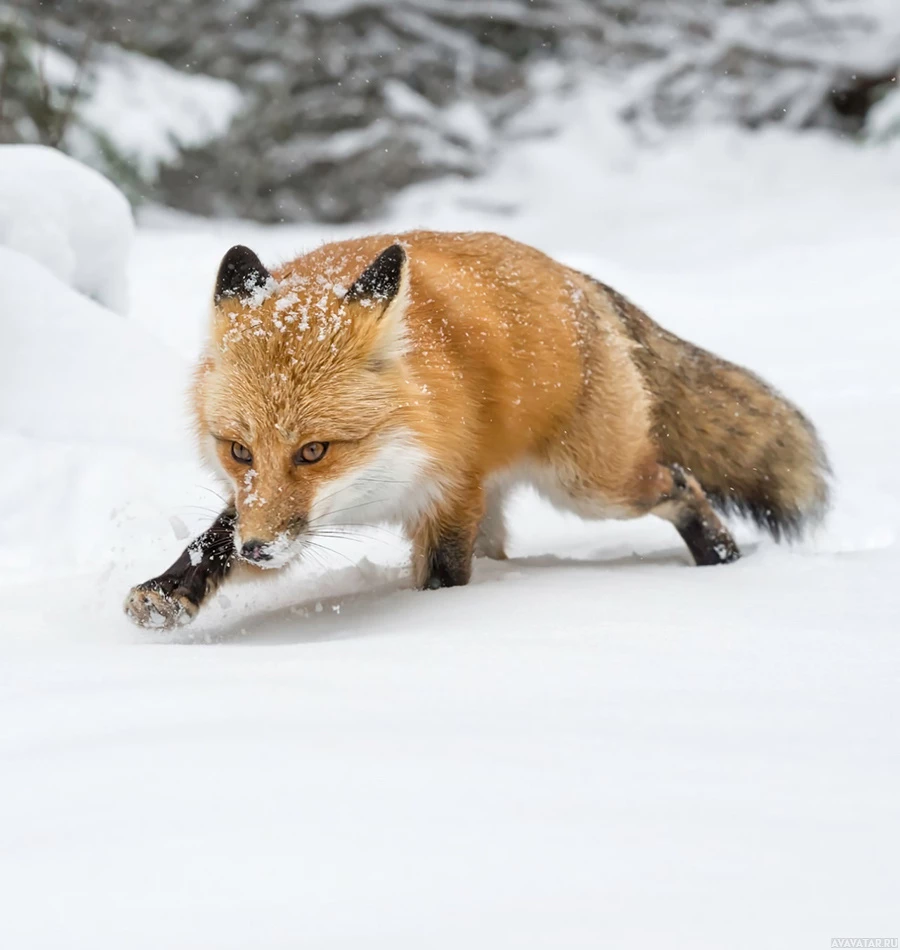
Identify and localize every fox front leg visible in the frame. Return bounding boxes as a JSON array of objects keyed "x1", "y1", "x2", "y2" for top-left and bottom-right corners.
[
  {"x1": 410, "y1": 481, "x2": 485, "y2": 590},
  {"x1": 124, "y1": 508, "x2": 237, "y2": 629}
]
